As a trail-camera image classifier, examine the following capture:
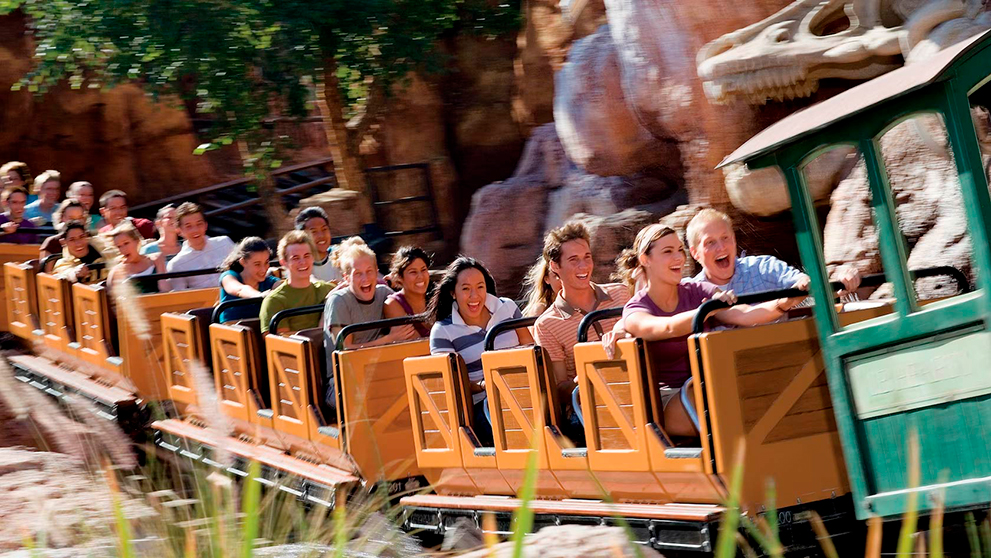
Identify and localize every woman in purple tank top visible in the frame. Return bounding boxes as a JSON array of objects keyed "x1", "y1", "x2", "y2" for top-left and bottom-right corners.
[
  {"x1": 614, "y1": 224, "x2": 803, "y2": 438},
  {"x1": 383, "y1": 246, "x2": 433, "y2": 337}
]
